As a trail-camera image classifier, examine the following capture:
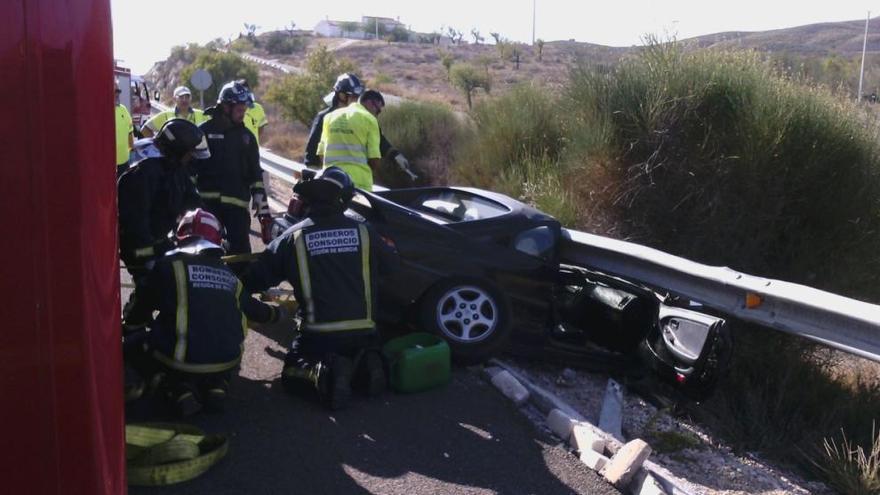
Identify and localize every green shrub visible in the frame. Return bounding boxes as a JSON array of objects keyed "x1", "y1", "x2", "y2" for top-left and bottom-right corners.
[
  {"x1": 229, "y1": 37, "x2": 255, "y2": 53},
  {"x1": 265, "y1": 46, "x2": 358, "y2": 126},
  {"x1": 180, "y1": 51, "x2": 259, "y2": 105},
  {"x1": 452, "y1": 84, "x2": 565, "y2": 186},
  {"x1": 377, "y1": 101, "x2": 464, "y2": 187},
  {"x1": 812, "y1": 427, "x2": 880, "y2": 495},
  {"x1": 567, "y1": 41, "x2": 880, "y2": 298},
  {"x1": 265, "y1": 32, "x2": 304, "y2": 55}
]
